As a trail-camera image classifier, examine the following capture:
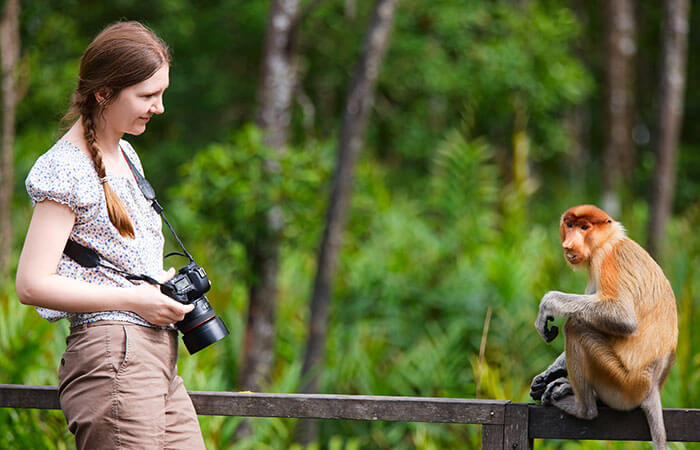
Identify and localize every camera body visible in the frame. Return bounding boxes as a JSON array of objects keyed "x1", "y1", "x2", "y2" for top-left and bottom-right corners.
[
  {"x1": 160, "y1": 262, "x2": 211, "y2": 303},
  {"x1": 160, "y1": 262, "x2": 229, "y2": 354}
]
